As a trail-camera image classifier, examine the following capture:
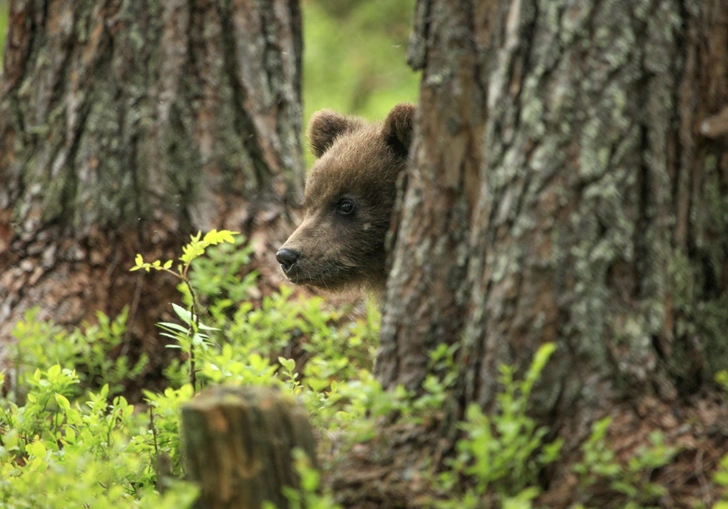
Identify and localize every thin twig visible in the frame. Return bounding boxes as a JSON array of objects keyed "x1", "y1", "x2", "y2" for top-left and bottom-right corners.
[
  {"x1": 149, "y1": 405, "x2": 159, "y2": 456},
  {"x1": 183, "y1": 278, "x2": 199, "y2": 393}
]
